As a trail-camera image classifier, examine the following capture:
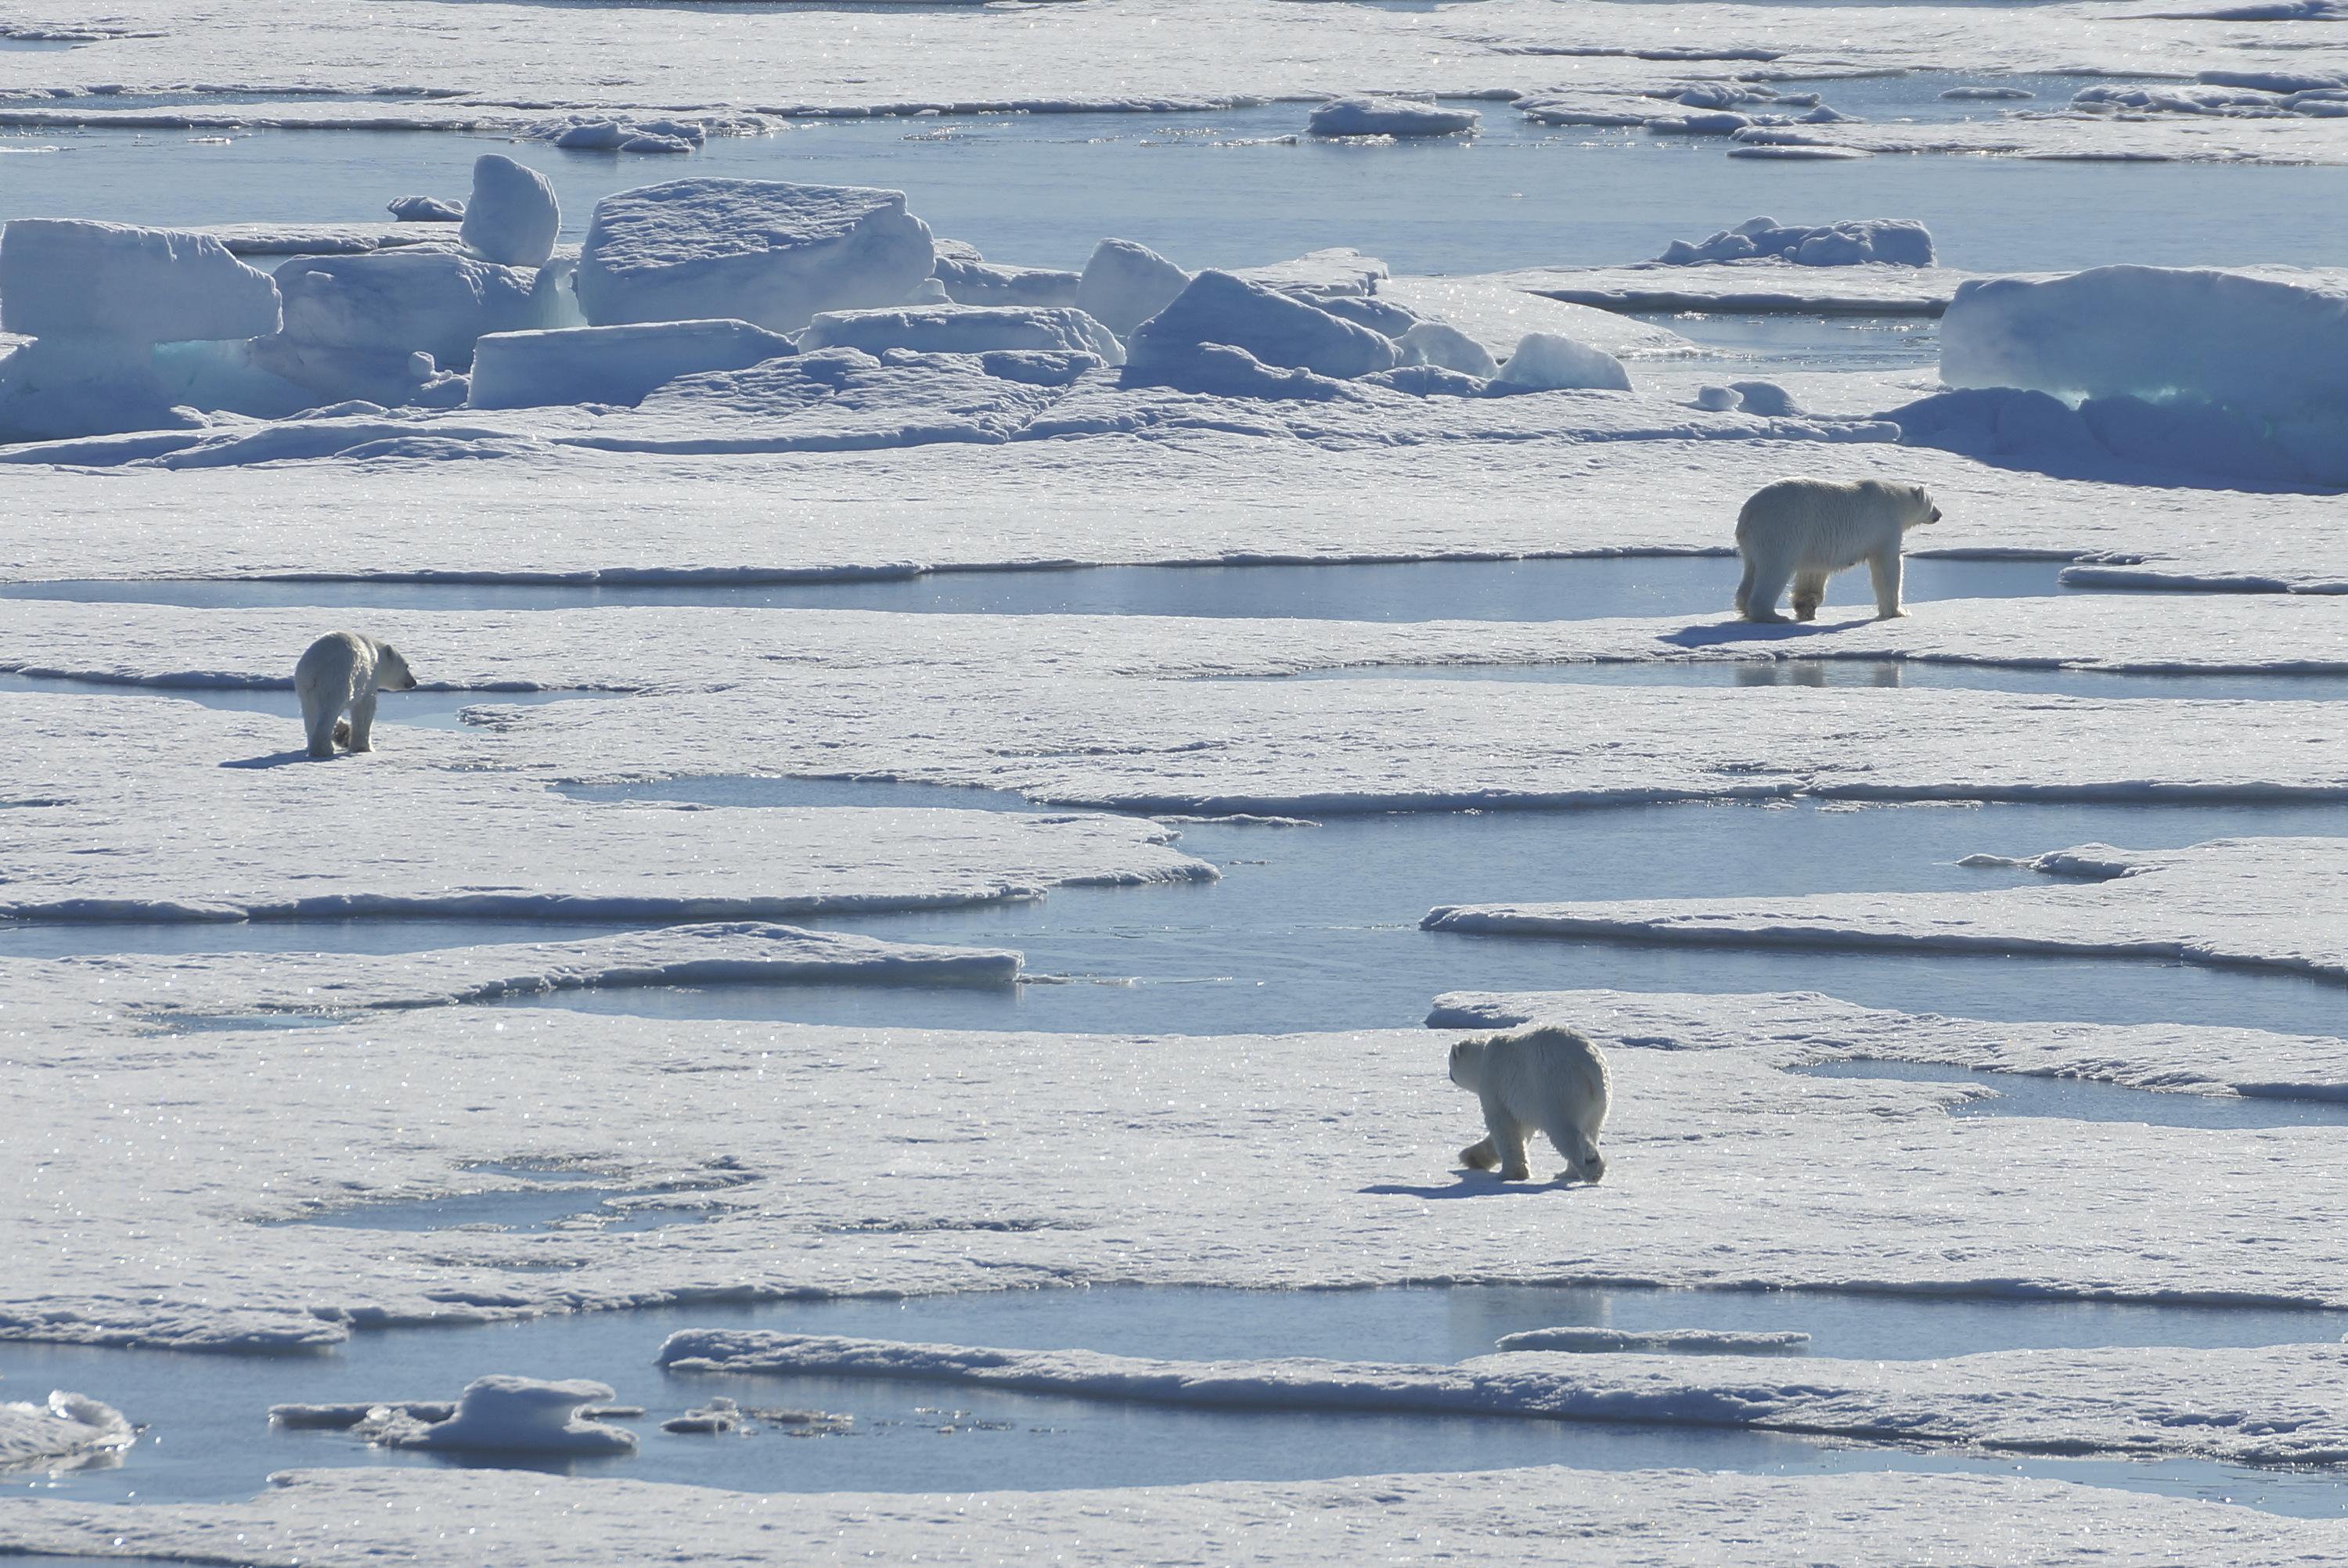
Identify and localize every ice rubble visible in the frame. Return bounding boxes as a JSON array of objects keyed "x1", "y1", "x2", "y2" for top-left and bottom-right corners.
[
  {"x1": 251, "y1": 250, "x2": 560, "y2": 408},
  {"x1": 659, "y1": 1328, "x2": 2348, "y2": 1467},
  {"x1": 0, "y1": 218, "x2": 279, "y2": 441},
  {"x1": 1306, "y1": 95, "x2": 1481, "y2": 136},
  {"x1": 467, "y1": 319, "x2": 799, "y2": 410},
  {"x1": 0, "y1": 1390, "x2": 134, "y2": 1470},
  {"x1": 574, "y1": 178, "x2": 936, "y2": 334},
  {"x1": 1425, "y1": 838, "x2": 2348, "y2": 985},
  {"x1": 797, "y1": 304, "x2": 1124, "y2": 365},
  {"x1": 360, "y1": 1376, "x2": 637, "y2": 1453},
  {"x1": 1655, "y1": 216, "x2": 1934, "y2": 268},
  {"x1": 1931, "y1": 264, "x2": 2348, "y2": 484},
  {"x1": 1074, "y1": 237, "x2": 1191, "y2": 336}
]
